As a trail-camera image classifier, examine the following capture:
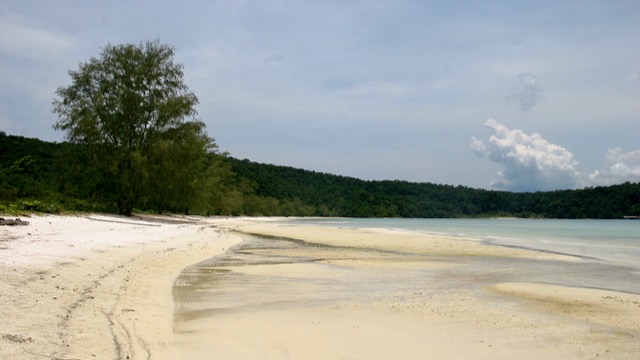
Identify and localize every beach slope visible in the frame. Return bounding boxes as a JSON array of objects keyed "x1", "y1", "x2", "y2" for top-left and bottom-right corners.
[{"x1": 1, "y1": 216, "x2": 638, "y2": 359}]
